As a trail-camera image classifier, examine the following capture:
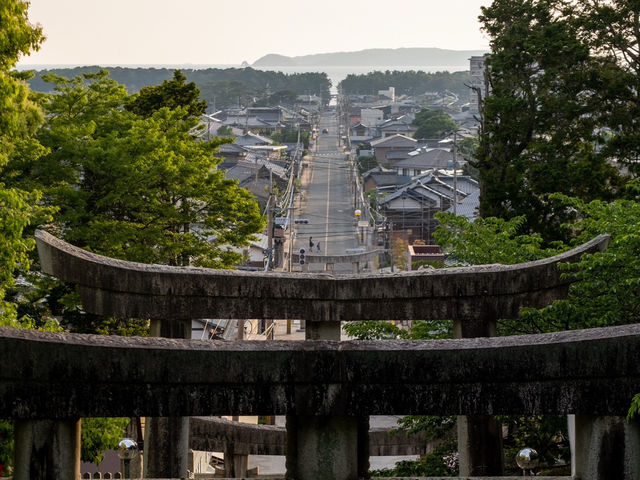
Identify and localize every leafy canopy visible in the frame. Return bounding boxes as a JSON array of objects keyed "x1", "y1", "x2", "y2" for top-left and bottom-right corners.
[
  {"x1": 412, "y1": 109, "x2": 456, "y2": 140},
  {"x1": 35, "y1": 70, "x2": 265, "y2": 269},
  {"x1": 126, "y1": 69, "x2": 207, "y2": 118},
  {"x1": 475, "y1": 0, "x2": 632, "y2": 241},
  {"x1": 0, "y1": 0, "x2": 50, "y2": 325}
]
